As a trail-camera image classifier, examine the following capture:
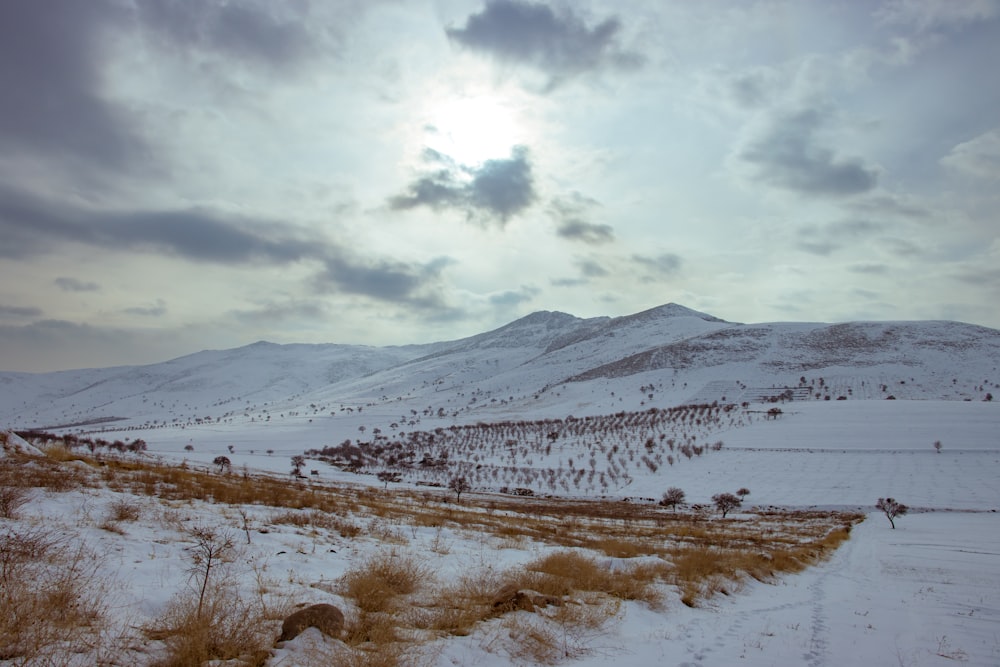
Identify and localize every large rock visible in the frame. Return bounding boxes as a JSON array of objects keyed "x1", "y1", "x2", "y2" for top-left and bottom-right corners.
[{"x1": 278, "y1": 603, "x2": 344, "y2": 642}]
